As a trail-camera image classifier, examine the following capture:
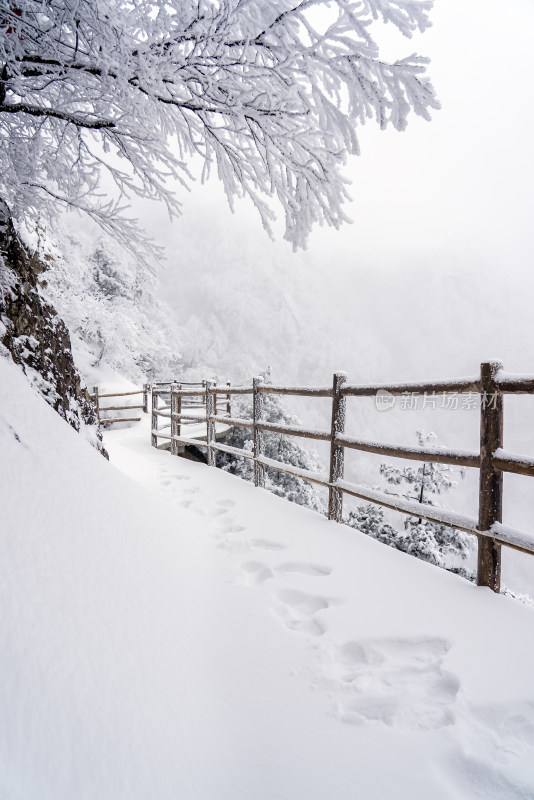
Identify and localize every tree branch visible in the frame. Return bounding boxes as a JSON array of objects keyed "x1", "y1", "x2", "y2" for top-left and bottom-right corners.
[{"x1": 0, "y1": 102, "x2": 115, "y2": 129}]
